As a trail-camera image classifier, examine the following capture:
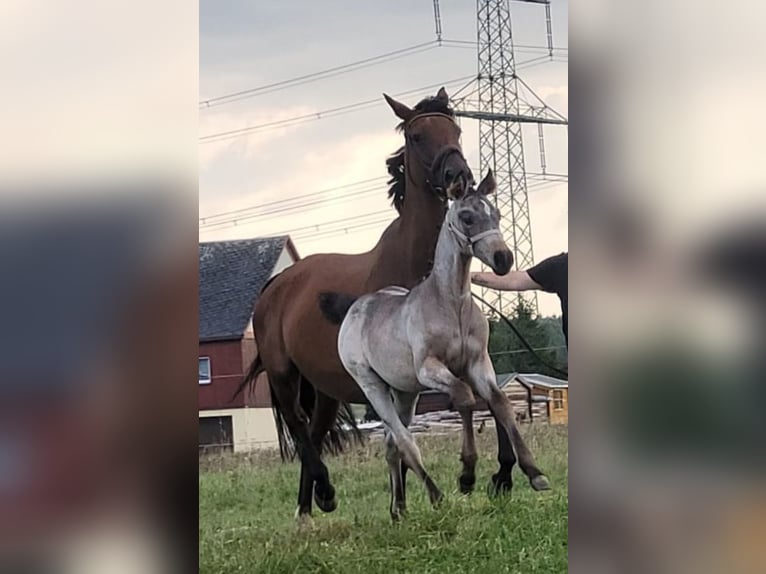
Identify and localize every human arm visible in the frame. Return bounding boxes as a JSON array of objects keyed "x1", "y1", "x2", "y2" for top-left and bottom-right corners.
[{"x1": 470, "y1": 270, "x2": 543, "y2": 292}]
